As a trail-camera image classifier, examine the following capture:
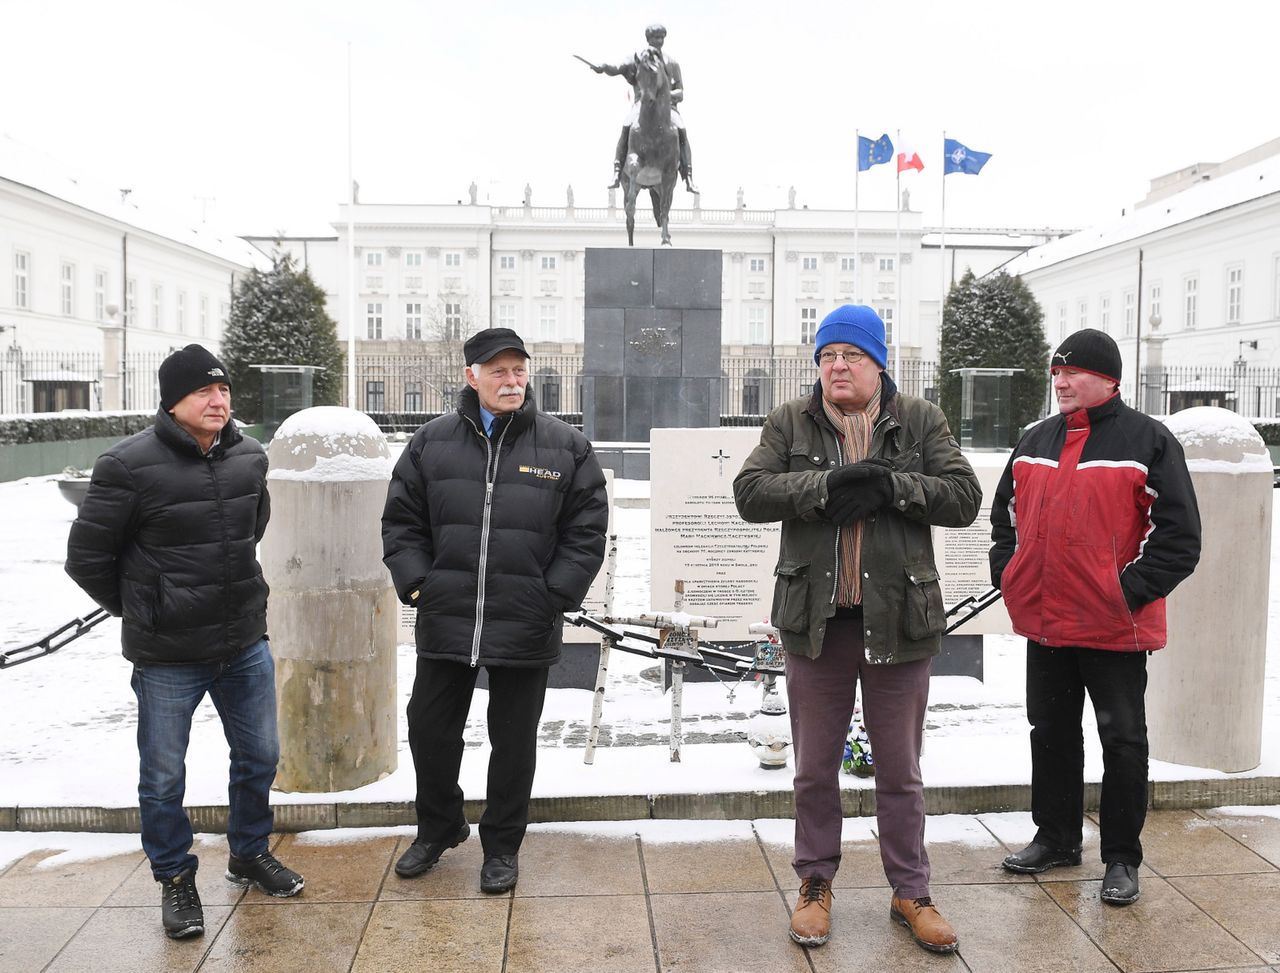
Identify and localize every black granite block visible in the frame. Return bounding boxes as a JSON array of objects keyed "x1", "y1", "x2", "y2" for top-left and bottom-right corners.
[
  {"x1": 585, "y1": 248, "x2": 654, "y2": 308},
  {"x1": 643, "y1": 377, "x2": 716, "y2": 431},
  {"x1": 654, "y1": 249, "x2": 721, "y2": 309},
  {"x1": 623, "y1": 309, "x2": 683, "y2": 378},
  {"x1": 583, "y1": 375, "x2": 625, "y2": 441},
  {"x1": 622, "y1": 376, "x2": 655, "y2": 441},
  {"x1": 680, "y1": 309, "x2": 722, "y2": 377},
  {"x1": 934, "y1": 634, "x2": 984, "y2": 680},
  {"x1": 477, "y1": 642, "x2": 600, "y2": 690},
  {"x1": 621, "y1": 451, "x2": 651, "y2": 480},
  {"x1": 583, "y1": 308, "x2": 625, "y2": 375}
]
